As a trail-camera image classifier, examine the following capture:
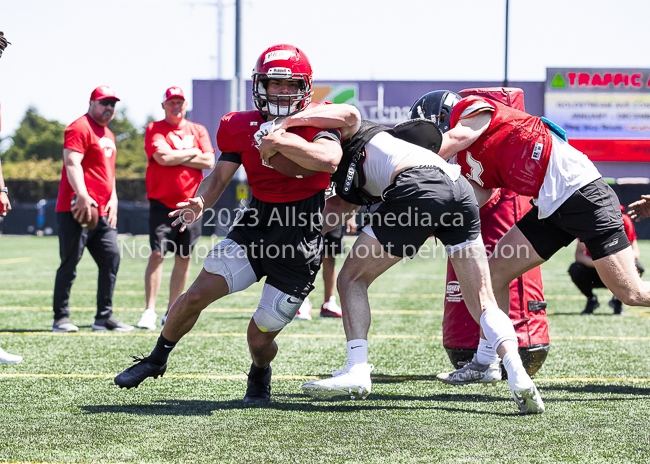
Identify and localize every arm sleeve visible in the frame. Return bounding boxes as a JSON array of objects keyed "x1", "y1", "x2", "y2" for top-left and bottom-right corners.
[
  {"x1": 312, "y1": 129, "x2": 342, "y2": 144},
  {"x1": 218, "y1": 152, "x2": 242, "y2": 164},
  {"x1": 216, "y1": 117, "x2": 242, "y2": 165},
  {"x1": 295, "y1": 126, "x2": 342, "y2": 145},
  {"x1": 63, "y1": 122, "x2": 88, "y2": 154},
  {"x1": 459, "y1": 101, "x2": 496, "y2": 120}
]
